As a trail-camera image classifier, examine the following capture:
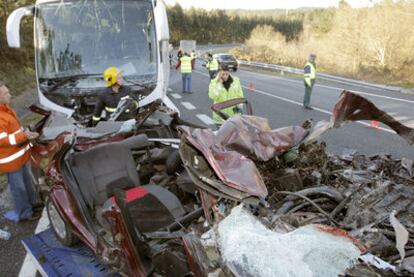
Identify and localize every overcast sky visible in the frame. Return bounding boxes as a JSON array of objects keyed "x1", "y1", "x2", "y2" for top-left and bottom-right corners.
[{"x1": 163, "y1": 0, "x2": 378, "y2": 10}]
